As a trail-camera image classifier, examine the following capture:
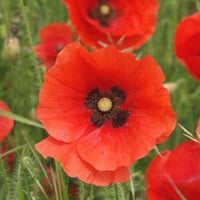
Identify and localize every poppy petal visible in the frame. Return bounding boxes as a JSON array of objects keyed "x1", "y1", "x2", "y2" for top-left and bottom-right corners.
[
  {"x1": 75, "y1": 51, "x2": 175, "y2": 171},
  {"x1": 35, "y1": 136, "x2": 130, "y2": 186},
  {"x1": 37, "y1": 43, "x2": 97, "y2": 143},
  {"x1": 77, "y1": 104, "x2": 175, "y2": 171},
  {"x1": 0, "y1": 101, "x2": 14, "y2": 142},
  {"x1": 175, "y1": 12, "x2": 200, "y2": 81},
  {"x1": 166, "y1": 141, "x2": 200, "y2": 199},
  {"x1": 145, "y1": 151, "x2": 175, "y2": 200}
]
